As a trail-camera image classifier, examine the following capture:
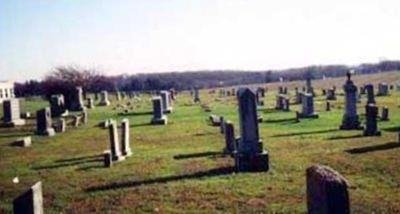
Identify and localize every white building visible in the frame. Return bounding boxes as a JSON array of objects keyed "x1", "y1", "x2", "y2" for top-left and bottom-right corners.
[{"x1": 0, "y1": 81, "x2": 15, "y2": 103}]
